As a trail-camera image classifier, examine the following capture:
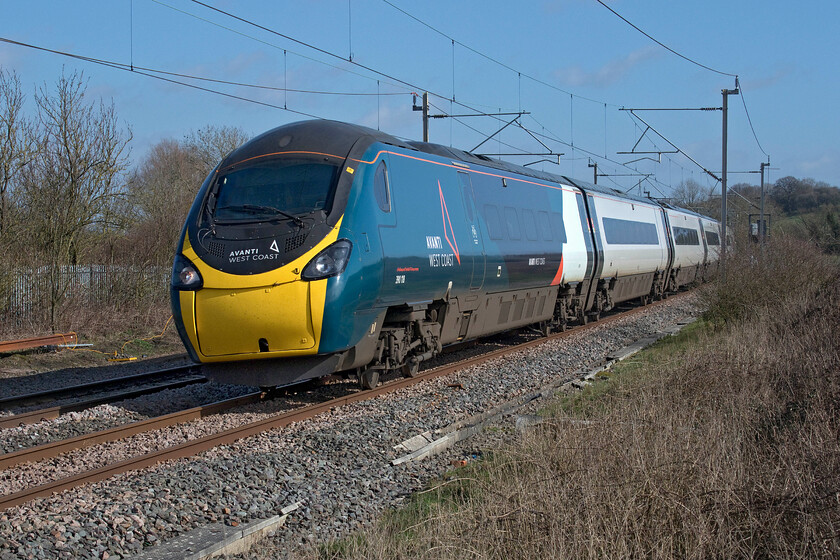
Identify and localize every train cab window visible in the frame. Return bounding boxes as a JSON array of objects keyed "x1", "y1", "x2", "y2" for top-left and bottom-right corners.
[
  {"x1": 504, "y1": 207, "x2": 521, "y2": 240},
  {"x1": 373, "y1": 160, "x2": 391, "y2": 213},
  {"x1": 211, "y1": 158, "x2": 339, "y2": 224},
  {"x1": 522, "y1": 209, "x2": 538, "y2": 241}
]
